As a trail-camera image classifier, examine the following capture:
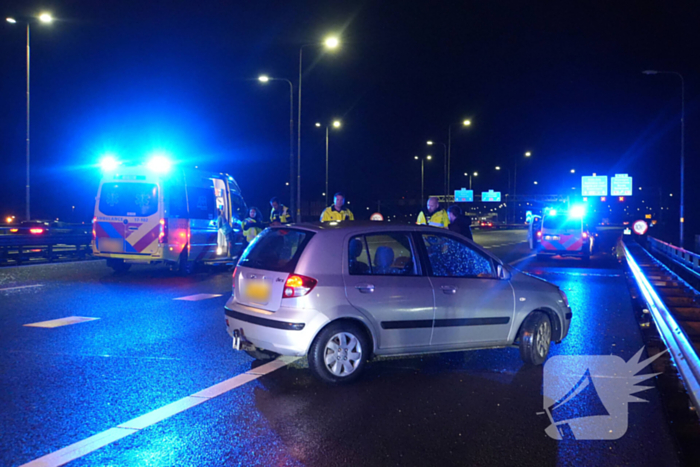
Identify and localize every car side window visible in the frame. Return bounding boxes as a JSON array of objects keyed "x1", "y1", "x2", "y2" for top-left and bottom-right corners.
[
  {"x1": 348, "y1": 233, "x2": 417, "y2": 276},
  {"x1": 422, "y1": 233, "x2": 495, "y2": 278}
]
